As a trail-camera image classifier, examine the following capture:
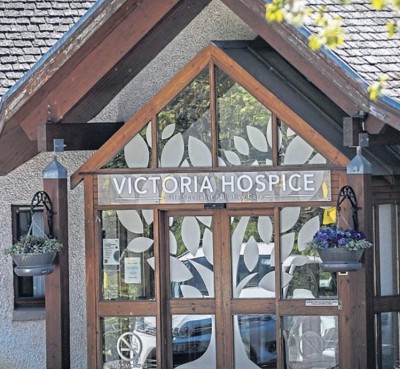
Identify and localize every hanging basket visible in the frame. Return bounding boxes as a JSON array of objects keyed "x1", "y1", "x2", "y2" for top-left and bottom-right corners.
[
  {"x1": 12, "y1": 252, "x2": 57, "y2": 277},
  {"x1": 318, "y1": 248, "x2": 364, "y2": 272}
]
